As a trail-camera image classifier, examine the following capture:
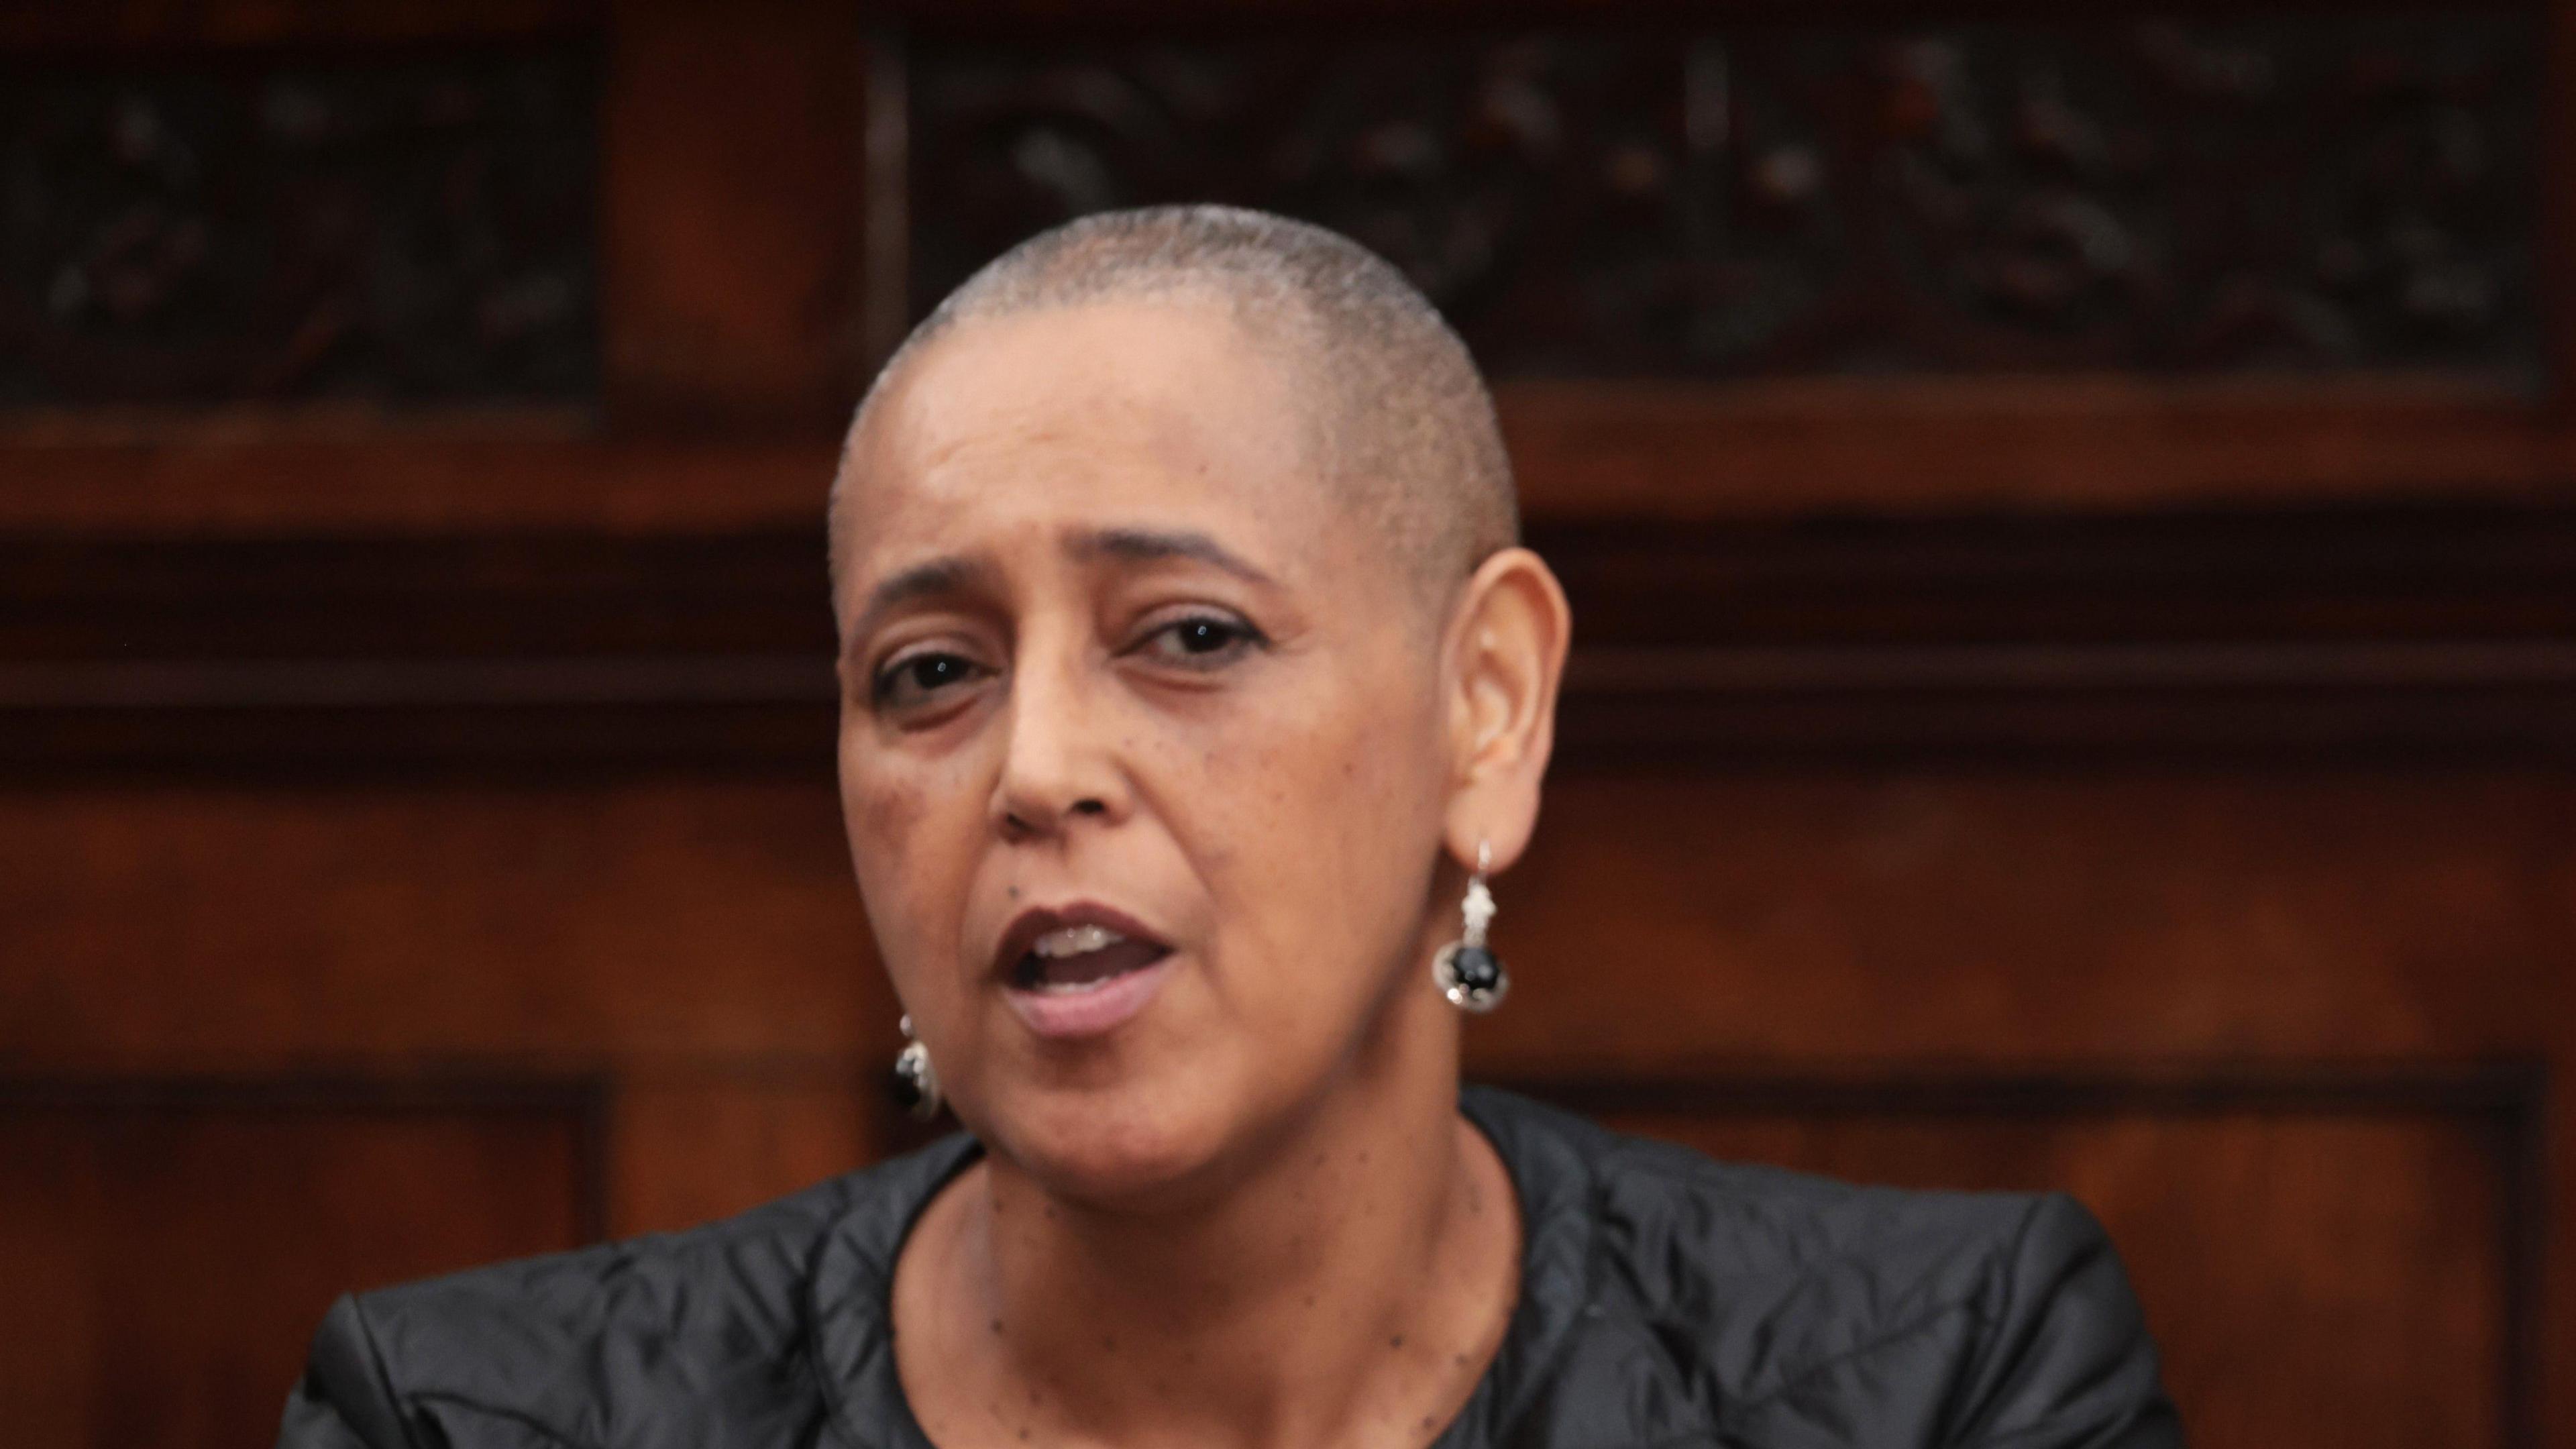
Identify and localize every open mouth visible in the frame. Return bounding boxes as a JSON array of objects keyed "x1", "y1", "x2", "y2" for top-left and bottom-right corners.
[
  {"x1": 1010, "y1": 922, "x2": 1173, "y2": 994},
  {"x1": 991, "y1": 904, "x2": 1179, "y2": 1040}
]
